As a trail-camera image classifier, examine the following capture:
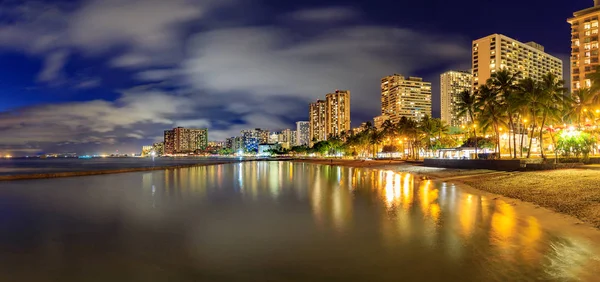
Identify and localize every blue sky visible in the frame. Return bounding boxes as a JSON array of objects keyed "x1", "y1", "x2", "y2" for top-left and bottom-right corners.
[{"x1": 0, "y1": 0, "x2": 587, "y2": 155}]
